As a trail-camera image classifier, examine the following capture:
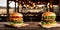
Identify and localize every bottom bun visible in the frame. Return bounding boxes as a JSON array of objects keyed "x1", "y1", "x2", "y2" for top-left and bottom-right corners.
[
  {"x1": 44, "y1": 24, "x2": 55, "y2": 26},
  {"x1": 42, "y1": 24, "x2": 56, "y2": 28},
  {"x1": 10, "y1": 24, "x2": 29, "y2": 27},
  {"x1": 10, "y1": 24, "x2": 23, "y2": 27}
]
